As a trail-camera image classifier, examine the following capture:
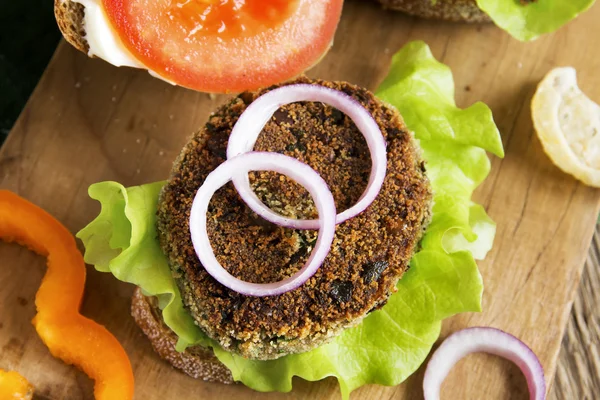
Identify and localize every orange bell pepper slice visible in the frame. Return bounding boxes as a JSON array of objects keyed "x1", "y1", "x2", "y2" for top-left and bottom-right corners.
[
  {"x1": 0, "y1": 190, "x2": 134, "y2": 400},
  {"x1": 0, "y1": 369, "x2": 33, "y2": 400}
]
